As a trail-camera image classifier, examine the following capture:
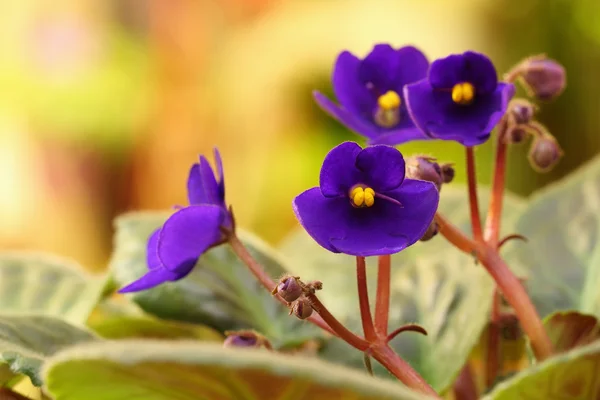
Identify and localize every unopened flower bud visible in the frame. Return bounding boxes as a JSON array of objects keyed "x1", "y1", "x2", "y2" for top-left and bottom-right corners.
[
  {"x1": 420, "y1": 221, "x2": 438, "y2": 242},
  {"x1": 528, "y1": 134, "x2": 563, "y2": 172},
  {"x1": 440, "y1": 163, "x2": 455, "y2": 184},
  {"x1": 509, "y1": 100, "x2": 536, "y2": 125},
  {"x1": 292, "y1": 297, "x2": 313, "y2": 320},
  {"x1": 272, "y1": 275, "x2": 303, "y2": 303},
  {"x1": 520, "y1": 56, "x2": 566, "y2": 100},
  {"x1": 405, "y1": 156, "x2": 443, "y2": 191},
  {"x1": 505, "y1": 126, "x2": 528, "y2": 144},
  {"x1": 223, "y1": 330, "x2": 271, "y2": 349}
]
